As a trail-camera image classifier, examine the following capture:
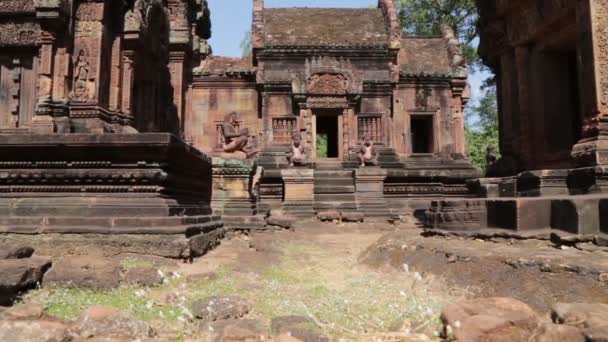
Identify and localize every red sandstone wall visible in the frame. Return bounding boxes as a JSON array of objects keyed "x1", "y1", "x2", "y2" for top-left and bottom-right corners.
[{"x1": 188, "y1": 80, "x2": 259, "y2": 154}]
